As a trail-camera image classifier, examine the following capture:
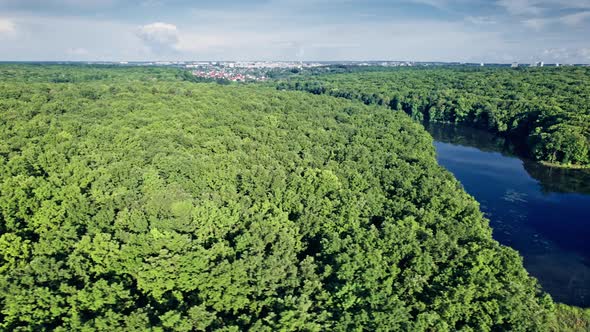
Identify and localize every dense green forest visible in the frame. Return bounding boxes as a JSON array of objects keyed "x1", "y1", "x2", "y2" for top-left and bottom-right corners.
[
  {"x1": 0, "y1": 65, "x2": 587, "y2": 331},
  {"x1": 0, "y1": 64, "x2": 187, "y2": 83},
  {"x1": 276, "y1": 67, "x2": 590, "y2": 167}
]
